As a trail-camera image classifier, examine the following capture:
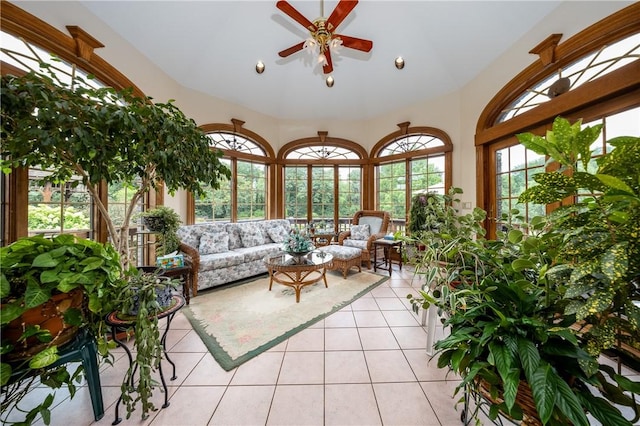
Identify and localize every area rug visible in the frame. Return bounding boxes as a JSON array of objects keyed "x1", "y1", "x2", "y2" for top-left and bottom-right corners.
[{"x1": 182, "y1": 271, "x2": 388, "y2": 371}]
